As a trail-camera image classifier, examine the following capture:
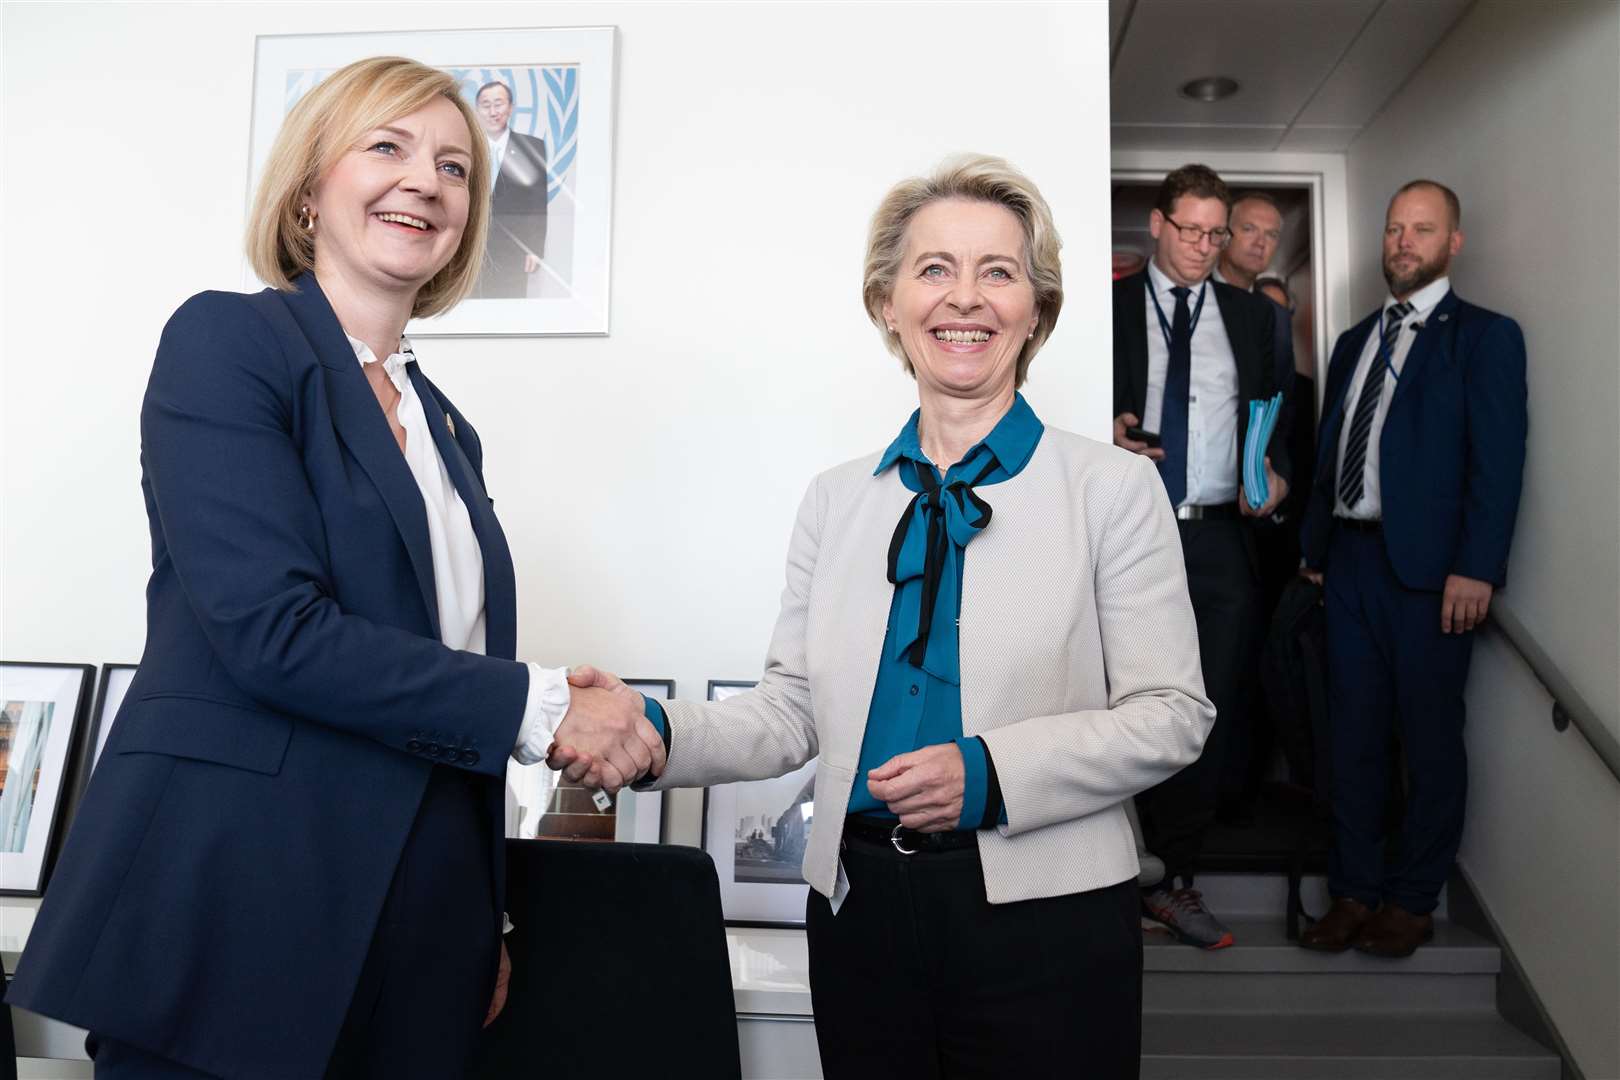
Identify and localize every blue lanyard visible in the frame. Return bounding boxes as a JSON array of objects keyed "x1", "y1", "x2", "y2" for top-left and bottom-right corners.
[
  {"x1": 1376, "y1": 305, "x2": 1412, "y2": 382},
  {"x1": 1147, "y1": 279, "x2": 1207, "y2": 355}
]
